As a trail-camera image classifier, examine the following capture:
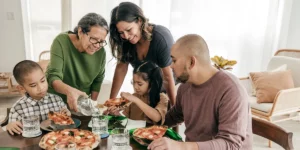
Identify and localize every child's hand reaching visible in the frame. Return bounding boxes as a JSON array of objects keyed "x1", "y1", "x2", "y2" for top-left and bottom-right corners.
[
  {"x1": 60, "y1": 107, "x2": 71, "y2": 116},
  {"x1": 6, "y1": 121, "x2": 22, "y2": 135},
  {"x1": 120, "y1": 92, "x2": 139, "y2": 103},
  {"x1": 103, "y1": 106, "x2": 121, "y2": 116}
]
